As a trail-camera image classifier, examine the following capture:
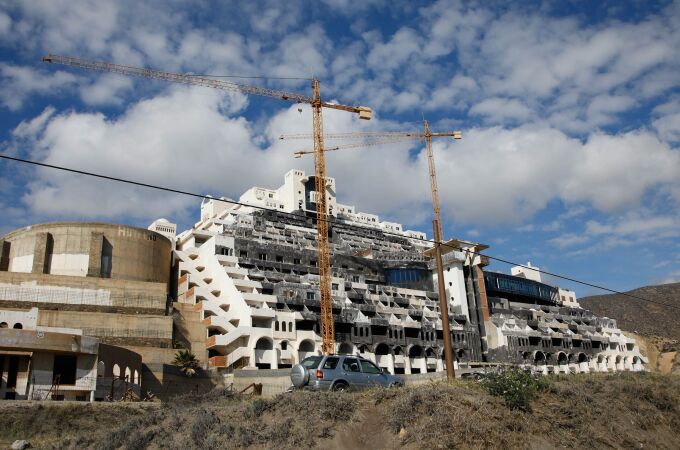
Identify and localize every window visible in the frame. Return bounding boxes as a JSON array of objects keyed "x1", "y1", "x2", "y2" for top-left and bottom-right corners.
[
  {"x1": 53, "y1": 355, "x2": 77, "y2": 385},
  {"x1": 240, "y1": 250, "x2": 248, "y2": 258},
  {"x1": 268, "y1": 193, "x2": 273, "y2": 198},
  {"x1": 289, "y1": 322, "x2": 293, "y2": 331},
  {"x1": 323, "y1": 357, "x2": 340, "y2": 370},
  {"x1": 258, "y1": 253, "x2": 267, "y2": 261},
  {"x1": 294, "y1": 258, "x2": 301, "y2": 265},
  {"x1": 275, "y1": 322, "x2": 279, "y2": 331},
  {"x1": 300, "y1": 356, "x2": 323, "y2": 369},
  {"x1": 360, "y1": 360, "x2": 381, "y2": 374},
  {"x1": 276, "y1": 255, "x2": 283, "y2": 262},
  {"x1": 307, "y1": 292, "x2": 315, "y2": 300},
  {"x1": 281, "y1": 341, "x2": 288, "y2": 350},
  {"x1": 332, "y1": 283, "x2": 339, "y2": 290},
  {"x1": 310, "y1": 260, "x2": 316, "y2": 266},
  {"x1": 343, "y1": 358, "x2": 360, "y2": 372},
  {"x1": 282, "y1": 322, "x2": 287, "y2": 332},
  {"x1": 352, "y1": 275, "x2": 360, "y2": 282}
]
